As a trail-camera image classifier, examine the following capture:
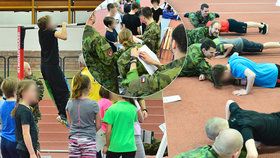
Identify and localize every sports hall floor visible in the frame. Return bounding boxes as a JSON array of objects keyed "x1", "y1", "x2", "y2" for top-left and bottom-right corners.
[{"x1": 163, "y1": 0, "x2": 280, "y2": 157}]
